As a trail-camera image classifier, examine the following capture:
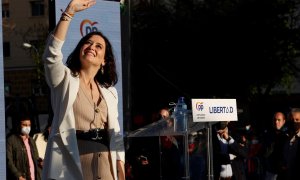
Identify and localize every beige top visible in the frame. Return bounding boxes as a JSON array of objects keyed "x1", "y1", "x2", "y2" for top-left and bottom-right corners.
[
  {"x1": 33, "y1": 133, "x2": 47, "y2": 159},
  {"x1": 73, "y1": 82, "x2": 114, "y2": 180}
]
